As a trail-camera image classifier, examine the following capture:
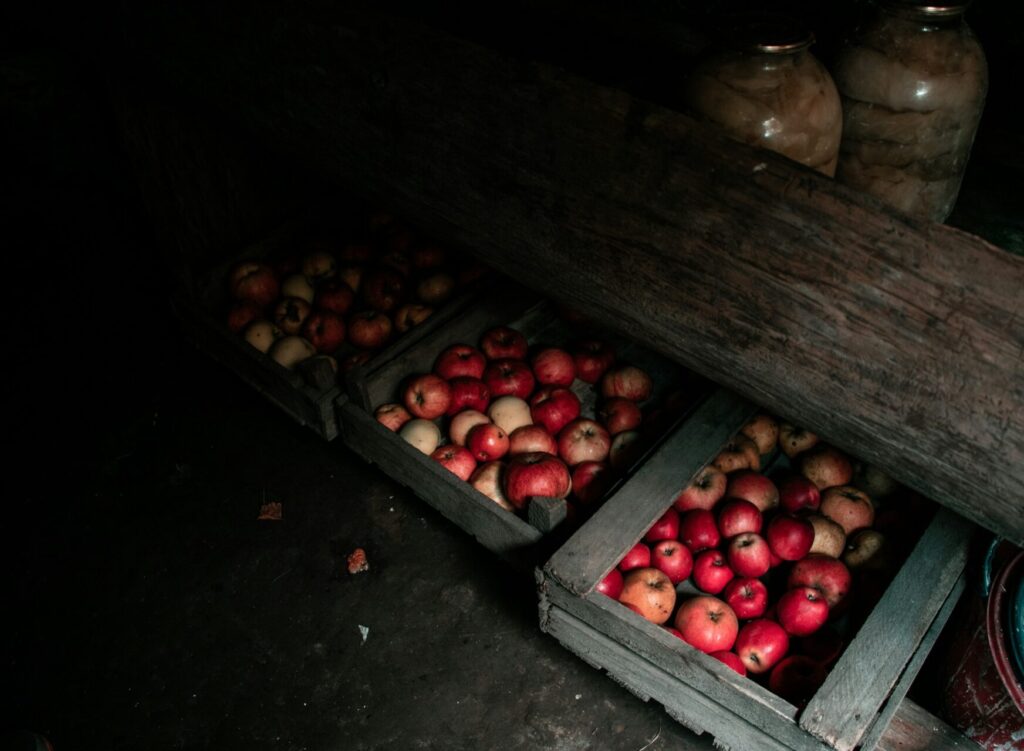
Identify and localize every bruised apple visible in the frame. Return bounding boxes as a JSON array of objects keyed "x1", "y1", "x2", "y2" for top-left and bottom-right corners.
[
  {"x1": 619, "y1": 568, "x2": 676, "y2": 625},
  {"x1": 779, "y1": 423, "x2": 819, "y2": 458},
  {"x1": 374, "y1": 403, "x2": 412, "y2": 432},
  {"x1": 741, "y1": 413, "x2": 779, "y2": 456},
  {"x1": 600, "y1": 365, "x2": 653, "y2": 402},
  {"x1": 713, "y1": 435, "x2": 760, "y2": 473},
  {"x1": 799, "y1": 445, "x2": 853, "y2": 490},
  {"x1": 674, "y1": 466, "x2": 727, "y2": 512}
]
